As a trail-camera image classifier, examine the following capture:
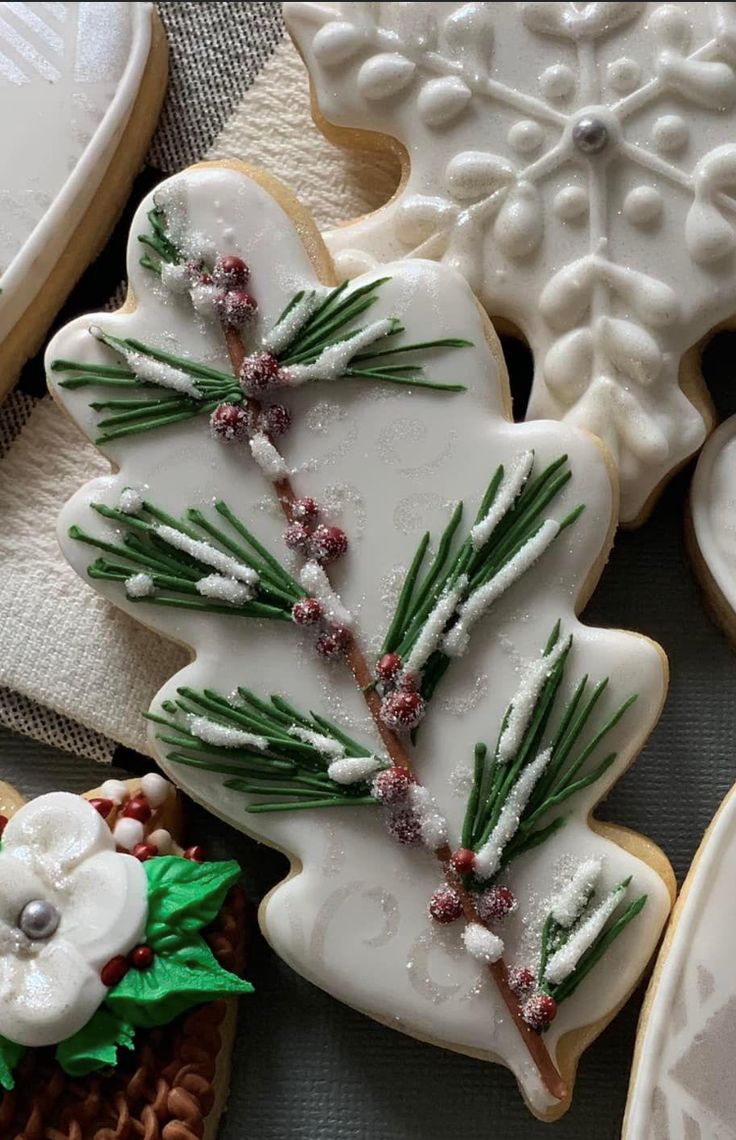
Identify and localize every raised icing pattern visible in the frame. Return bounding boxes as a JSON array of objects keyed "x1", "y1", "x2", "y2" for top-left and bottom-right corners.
[
  {"x1": 0, "y1": 3, "x2": 153, "y2": 343},
  {"x1": 47, "y1": 165, "x2": 672, "y2": 1118},
  {"x1": 286, "y1": 1, "x2": 736, "y2": 522},
  {"x1": 624, "y1": 781, "x2": 736, "y2": 1138}
]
